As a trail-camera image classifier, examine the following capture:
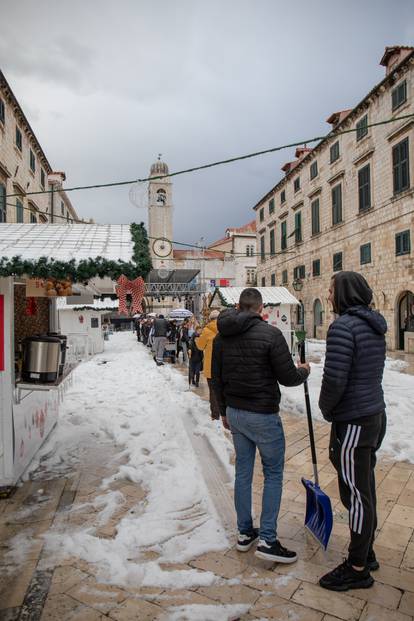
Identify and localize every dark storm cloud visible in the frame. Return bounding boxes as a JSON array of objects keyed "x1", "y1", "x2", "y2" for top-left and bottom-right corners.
[{"x1": 1, "y1": 0, "x2": 413, "y2": 244}]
